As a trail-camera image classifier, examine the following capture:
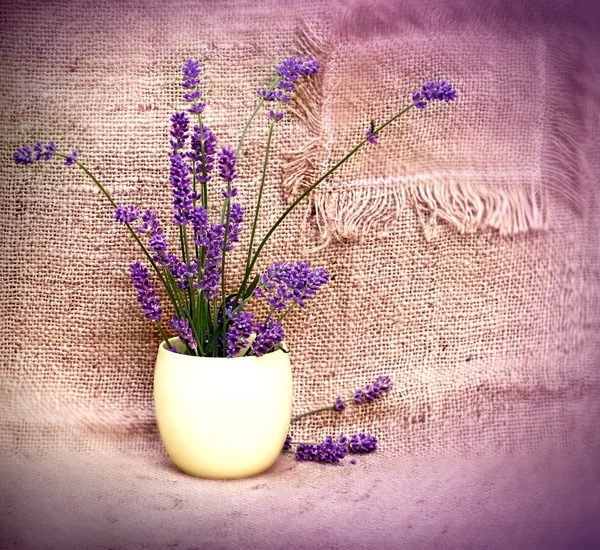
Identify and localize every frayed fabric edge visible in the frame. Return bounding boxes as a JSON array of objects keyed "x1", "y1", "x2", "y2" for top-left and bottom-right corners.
[{"x1": 312, "y1": 181, "x2": 548, "y2": 243}]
